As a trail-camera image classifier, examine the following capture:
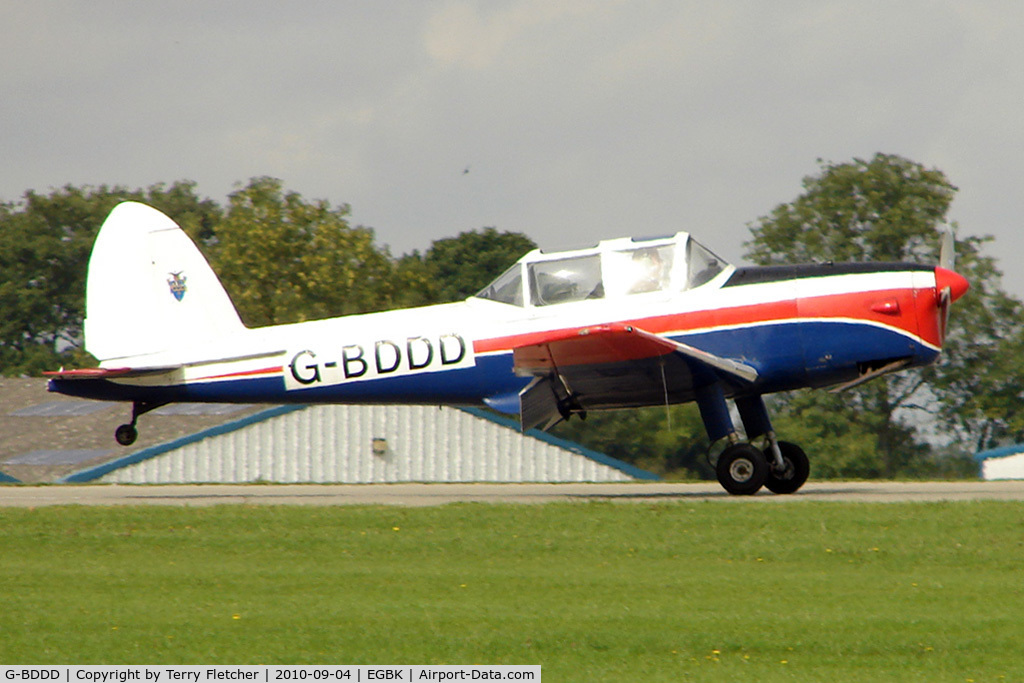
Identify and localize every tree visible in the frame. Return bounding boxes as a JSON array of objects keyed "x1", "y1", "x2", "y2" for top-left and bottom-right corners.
[
  {"x1": 551, "y1": 404, "x2": 713, "y2": 479},
  {"x1": 745, "y1": 153, "x2": 1024, "y2": 474},
  {"x1": 396, "y1": 228, "x2": 537, "y2": 306},
  {"x1": 746, "y1": 153, "x2": 955, "y2": 265},
  {"x1": 210, "y1": 177, "x2": 396, "y2": 327},
  {"x1": 926, "y1": 238, "x2": 1024, "y2": 451}
]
